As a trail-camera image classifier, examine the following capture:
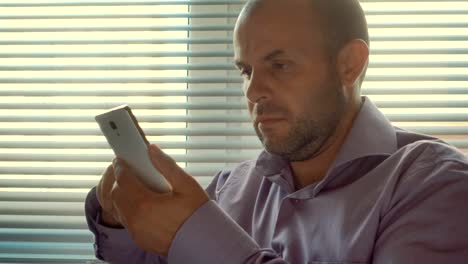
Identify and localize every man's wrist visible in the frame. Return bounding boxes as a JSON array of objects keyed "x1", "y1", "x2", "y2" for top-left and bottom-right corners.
[{"x1": 99, "y1": 209, "x2": 124, "y2": 229}]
